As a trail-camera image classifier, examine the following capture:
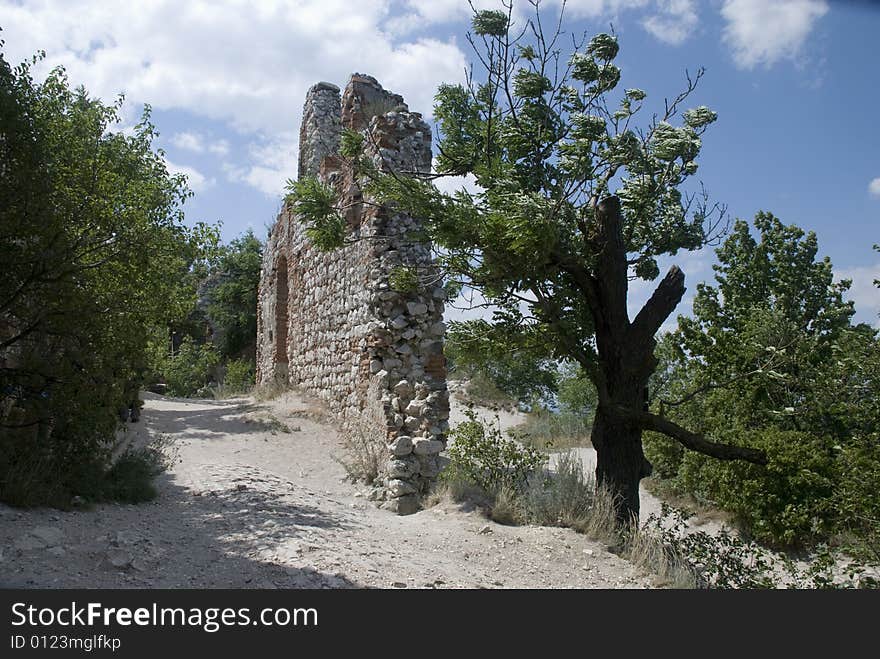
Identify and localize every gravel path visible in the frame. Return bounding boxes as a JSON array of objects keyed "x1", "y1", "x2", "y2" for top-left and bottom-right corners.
[{"x1": 0, "y1": 391, "x2": 653, "y2": 589}]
